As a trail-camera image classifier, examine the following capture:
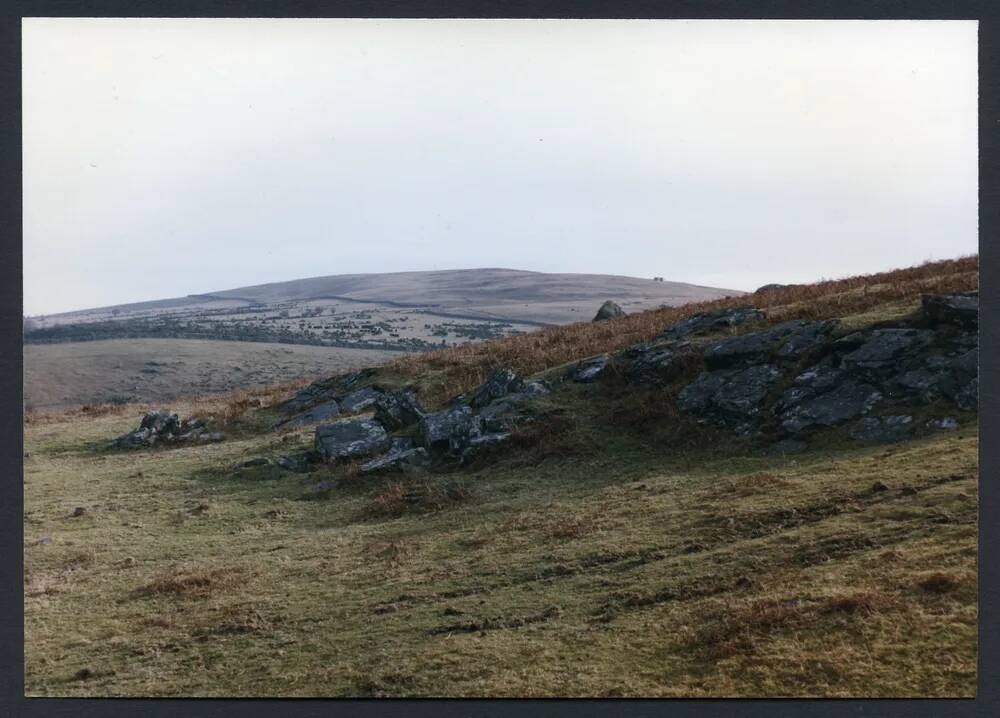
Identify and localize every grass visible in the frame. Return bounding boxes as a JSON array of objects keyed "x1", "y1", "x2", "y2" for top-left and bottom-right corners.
[
  {"x1": 23, "y1": 256, "x2": 979, "y2": 697},
  {"x1": 23, "y1": 387, "x2": 977, "y2": 697}
]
